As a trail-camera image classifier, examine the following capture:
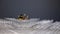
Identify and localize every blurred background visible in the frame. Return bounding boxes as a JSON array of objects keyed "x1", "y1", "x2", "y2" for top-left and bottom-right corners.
[{"x1": 0, "y1": 0, "x2": 60, "y2": 21}]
